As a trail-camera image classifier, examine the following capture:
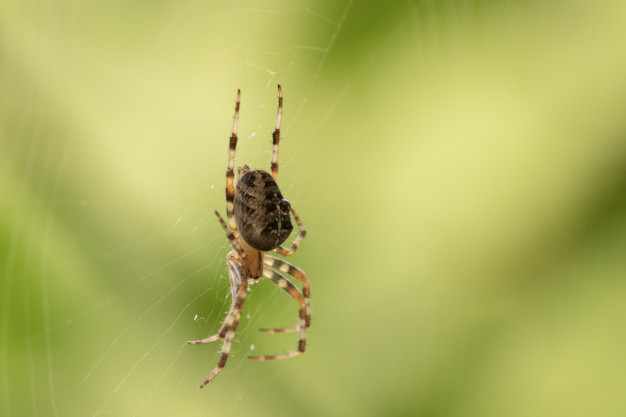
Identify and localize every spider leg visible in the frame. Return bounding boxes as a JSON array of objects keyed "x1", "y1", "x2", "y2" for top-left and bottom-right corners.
[
  {"x1": 187, "y1": 212, "x2": 246, "y2": 347},
  {"x1": 187, "y1": 257, "x2": 248, "y2": 388},
  {"x1": 226, "y1": 89, "x2": 241, "y2": 238},
  {"x1": 264, "y1": 255, "x2": 310, "y2": 327},
  {"x1": 197, "y1": 328, "x2": 236, "y2": 388},
  {"x1": 214, "y1": 210, "x2": 247, "y2": 262},
  {"x1": 270, "y1": 85, "x2": 283, "y2": 180},
  {"x1": 248, "y1": 268, "x2": 306, "y2": 361},
  {"x1": 186, "y1": 255, "x2": 247, "y2": 342},
  {"x1": 273, "y1": 207, "x2": 306, "y2": 256},
  {"x1": 257, "y1": 268, "x2": 306, "y2": 334}
]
